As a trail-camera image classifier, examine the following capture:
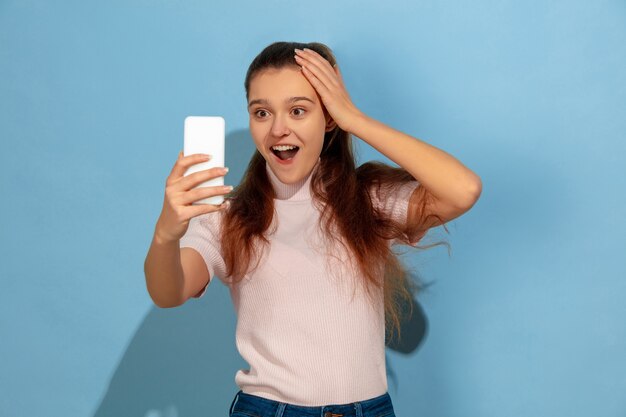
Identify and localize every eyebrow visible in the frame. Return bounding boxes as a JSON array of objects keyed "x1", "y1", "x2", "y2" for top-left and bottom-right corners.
[{"x1": 247, "y1": 96, "x2": 315, "y2": 109}]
